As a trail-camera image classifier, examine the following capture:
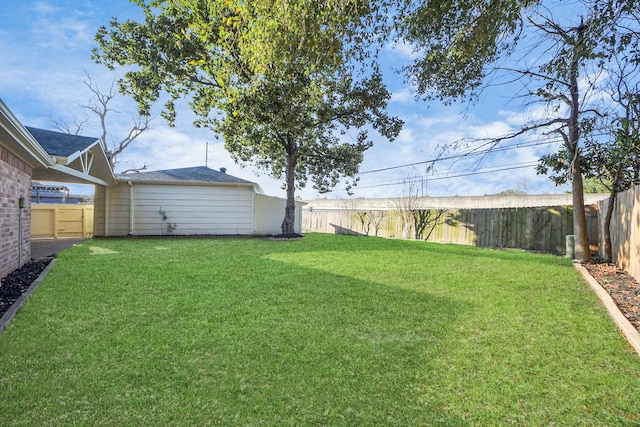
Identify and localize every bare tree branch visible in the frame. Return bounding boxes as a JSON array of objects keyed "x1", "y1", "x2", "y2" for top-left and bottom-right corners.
[
  {"x1": 79, "y1": 71, "x2": 117, "y2": 146},
  {"x1": 108, "y1": 113, "x2": 152, "y2": 168},
  {"x1": 119, "y1": 164, "x2": 149, "y2": 174},
  {"x1": 75, "y1": 72, "x2": 153, "y2": 170},
  {"x1": 496, "y1": 67, "x2": 571, "y2": 89},
  {"x1": 49, "y1": 113, "x2": 91, "y2": 135}
]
